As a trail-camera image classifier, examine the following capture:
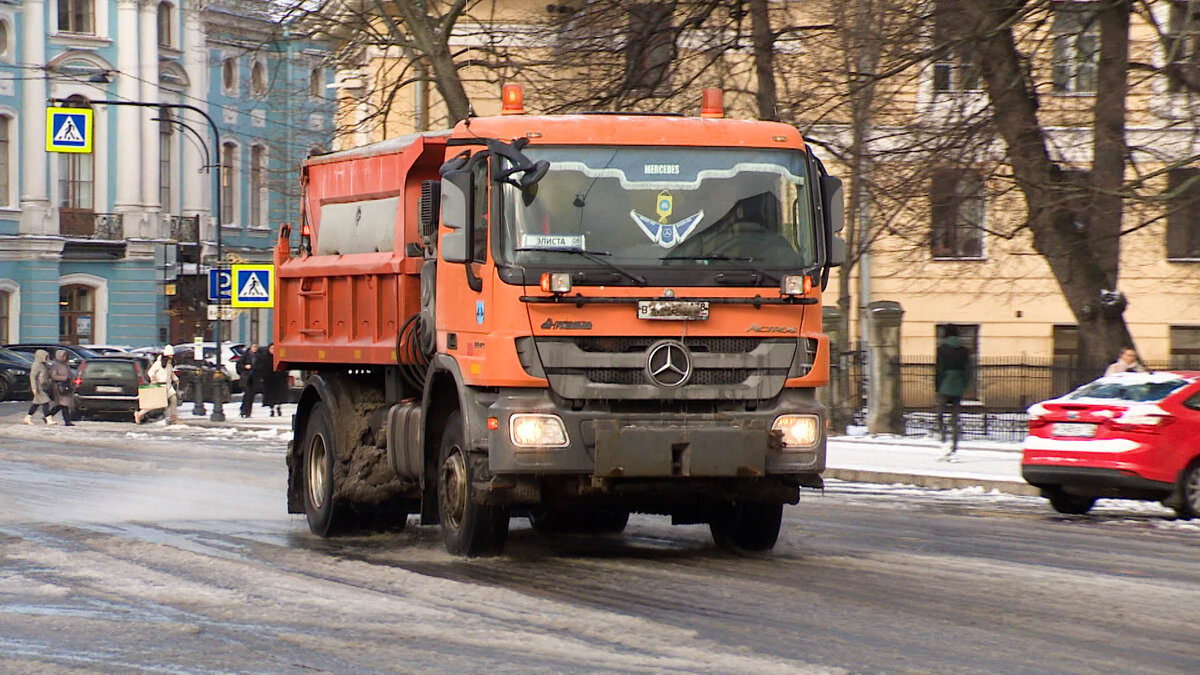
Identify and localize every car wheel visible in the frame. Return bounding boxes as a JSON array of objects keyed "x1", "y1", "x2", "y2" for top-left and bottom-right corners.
[
  {"x1": 1046, "y1": 489, "x2": 1096, "y2": 515},
  {"x1": 302, "y1": 400, "x2": 349, "y2": 537},
  {"x1": 709, "y1": 500, "x2": 784, "y2": 552},
  {"x1": 1173, "y1": 462, "x2": 1200, "y2": 520},
  {"x1": 438, "y1": 410, "x2": 508, "y2": 557},
  {"x1": 0, "y1": 375, "x2": 10, "y2": 401}
]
